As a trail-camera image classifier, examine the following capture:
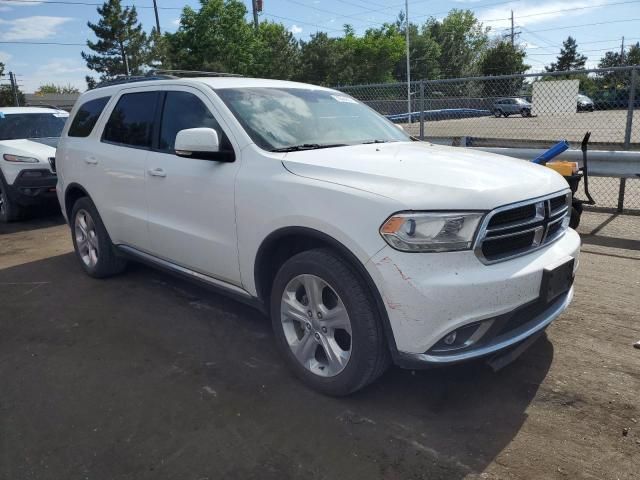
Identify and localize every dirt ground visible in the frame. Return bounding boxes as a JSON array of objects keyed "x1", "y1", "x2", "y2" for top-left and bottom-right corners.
[{"x1": 1, "y1": 208, "x2": 638, "y2": 480}]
